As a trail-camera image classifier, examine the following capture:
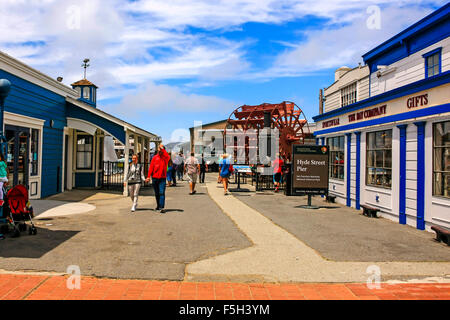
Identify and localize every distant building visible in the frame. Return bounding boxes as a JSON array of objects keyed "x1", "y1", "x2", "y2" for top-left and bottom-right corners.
[
  {"x1": 313, "y1": 4, "x2": 450, "y2": 231},
  {"x1": 190, "y1": 119, "x2": 228, "y2": 157}
]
